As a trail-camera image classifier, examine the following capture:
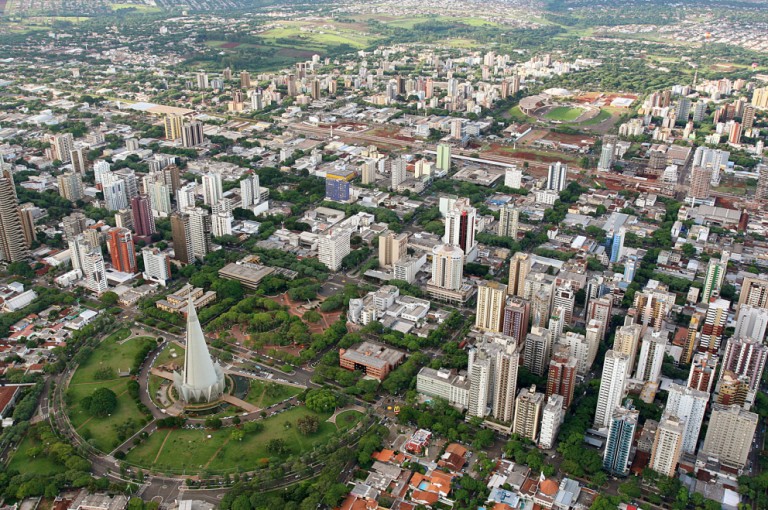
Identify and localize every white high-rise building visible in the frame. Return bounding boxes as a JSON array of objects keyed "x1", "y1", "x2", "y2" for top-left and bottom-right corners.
[
  {"x1": 211, "y1": 211, "x2": 233, "y2": 237},
  {"x1": 701, "y1": 255, "x2": 728, "y2": 303},
  {"x1": 202, "y1": 172, "x2": 223, "y2": 206},
  {"x1": 635, "y1": 330, "x2": 668, "y2": 383},
  {"x1": 558, "y1": 332, "x2": 592, "y2": 375},
  {"x1": 391, "y1": 157, "x2": 407, "y2": 189},
  {"x1": 546, "y1": 162, "x2": 567, "y2": 192},
  {"x1": 240, "y1": 174, "x2": 261, "y2": 208},
  {"x1": 443, "y1": 197, "x2": 477, "y2": 260},
  {"x1": 318, "y1": 229, "x2": 351, "y2": 272},
  {"x1": 148, "y1": 180, "x2": 172, "y2": 217},
  {"x1": 538, "y1": 394, "x2": 564, "y2": 450},
  {"x1": 467, "y1": 352, "x2": 492, "y2": 418},
  {"x1": 594, "y1": 350, "x2": 630, "y2": 429},
  {"x1": 102, "y1": 175, "x2": 128, "y2": 211},
  {"x1": 666, "y1": 383, "x2": 709, "y2": 455},
  {"x1": 504, "y1": 166, "x2": 522, "y2": 189},
  {"x1": 429, "y1": 244, "x2": 464, "y2": 291},
  {"x1": 177, "y1": 182, "x2": 197, "y2": 210},
  {"x1": 553, "y1": 284, "x2": 575, "y2": 325},
  {"x1": 142, "y1": 247, "x2": 170, "y2": 286},
  {"x1": 81, "y1": 249, "x2": 107, "y2": 295},
  {"x1": 93, "y1": 161, "x2": 111, "y2": 185},
  {"x1": 733, "y1": 305, "x2": 768, "y2": 341}
]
